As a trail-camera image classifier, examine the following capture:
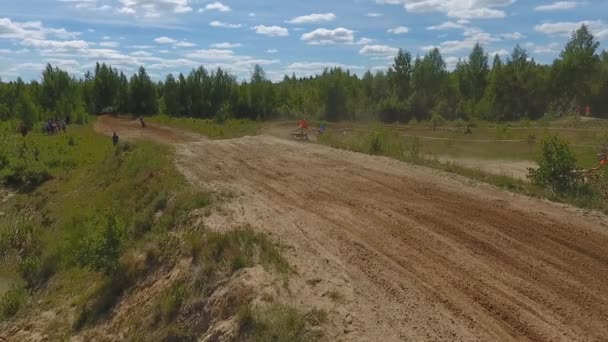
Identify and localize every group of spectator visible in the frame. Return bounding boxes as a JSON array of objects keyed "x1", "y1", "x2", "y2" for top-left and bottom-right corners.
[{"x1": 44, "y1": 117, "x2": 68, "y2": 135}]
